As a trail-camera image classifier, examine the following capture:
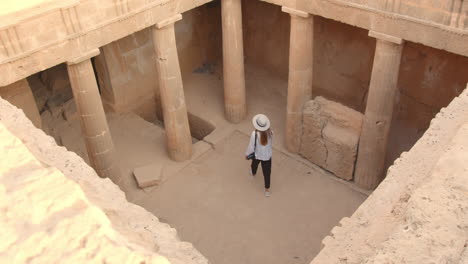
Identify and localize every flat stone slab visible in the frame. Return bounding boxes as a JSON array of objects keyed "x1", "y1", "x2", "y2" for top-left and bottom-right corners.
[{"x1": 133, "y1": 163, "x2": 163, "y2": 188}]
